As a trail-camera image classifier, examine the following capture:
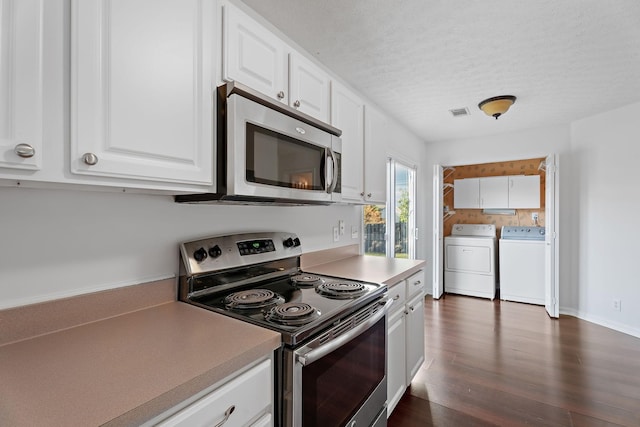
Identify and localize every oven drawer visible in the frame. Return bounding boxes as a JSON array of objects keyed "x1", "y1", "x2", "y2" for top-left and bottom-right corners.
[{"x1": 156, "y1": 358, "x2": 272, "y2": 427}]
